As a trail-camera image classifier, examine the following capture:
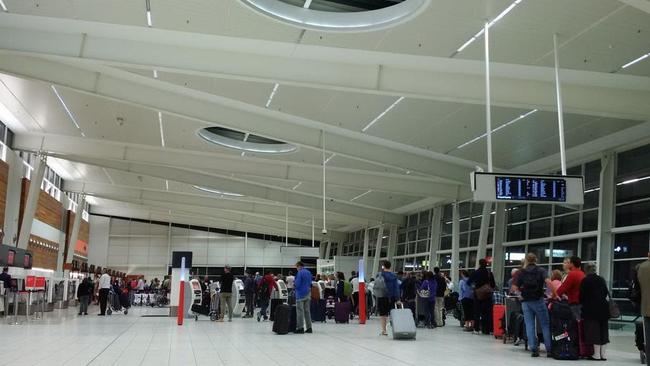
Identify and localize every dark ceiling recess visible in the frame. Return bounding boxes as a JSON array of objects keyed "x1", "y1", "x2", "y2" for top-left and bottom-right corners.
[{"x1": 280, "y1": 0, "x2": 405, "y2": 12}]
